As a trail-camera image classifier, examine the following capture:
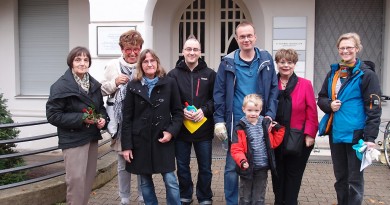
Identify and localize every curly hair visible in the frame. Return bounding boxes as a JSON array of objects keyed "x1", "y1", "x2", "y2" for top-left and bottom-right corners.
[
  {"x1": 119, "y1": 30, "x2": 144, "y2": 49},
  {"x1": 274, "y1": 49, "x2": 299, "y2": 64}
]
